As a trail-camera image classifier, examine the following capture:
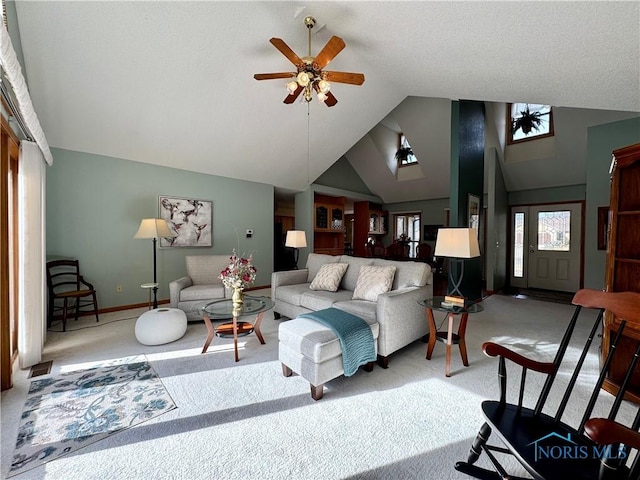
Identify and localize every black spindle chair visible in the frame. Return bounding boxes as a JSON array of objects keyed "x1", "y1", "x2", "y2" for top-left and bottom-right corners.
[{"x1": 455, "y1": 289, "x2": 640, "y2": 480}]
